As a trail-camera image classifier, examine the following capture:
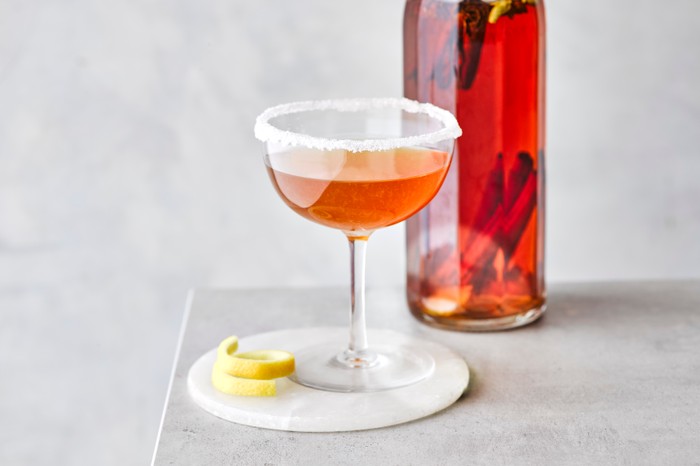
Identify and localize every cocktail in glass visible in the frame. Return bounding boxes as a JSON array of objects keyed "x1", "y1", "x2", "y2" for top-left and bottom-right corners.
[{"x1": 255, "y1": 98, "x2": 461, "y2": 392}]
